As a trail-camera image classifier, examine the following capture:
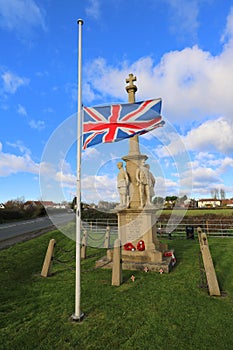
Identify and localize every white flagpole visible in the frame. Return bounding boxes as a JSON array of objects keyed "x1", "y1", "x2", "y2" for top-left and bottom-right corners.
[{"x1": 71, "y1": 19, "x2": 84, "y2": 322}]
